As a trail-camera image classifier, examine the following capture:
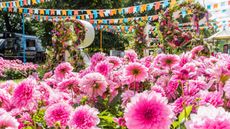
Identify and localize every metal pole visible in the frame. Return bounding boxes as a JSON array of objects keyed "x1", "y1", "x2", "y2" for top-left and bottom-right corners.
[{"x1": 22, "y1": 14, "x2": 26, "y2": 63}]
